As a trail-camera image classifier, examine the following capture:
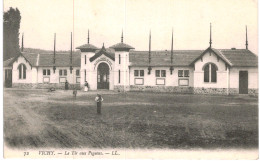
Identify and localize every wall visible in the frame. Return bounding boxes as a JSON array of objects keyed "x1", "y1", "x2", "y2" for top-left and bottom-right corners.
[
  {"x1": 229, "y1": 67, "x2": 258, "y2": 95},
  {"x1": 193, "y1": 51, "x2": 228, "y2": 88},
  {"x1": 129, "y1": 66, "x2": 194, "y2": 87},
  {"x1": 114, "y1": 51, "x2": 129, "y2": 91},
  {"x1": 12, "y1": 56, "x2": 33, "y2": 84},
  {"x1": 37, "y1": 67, "x2": 80, "y2": 84}
]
